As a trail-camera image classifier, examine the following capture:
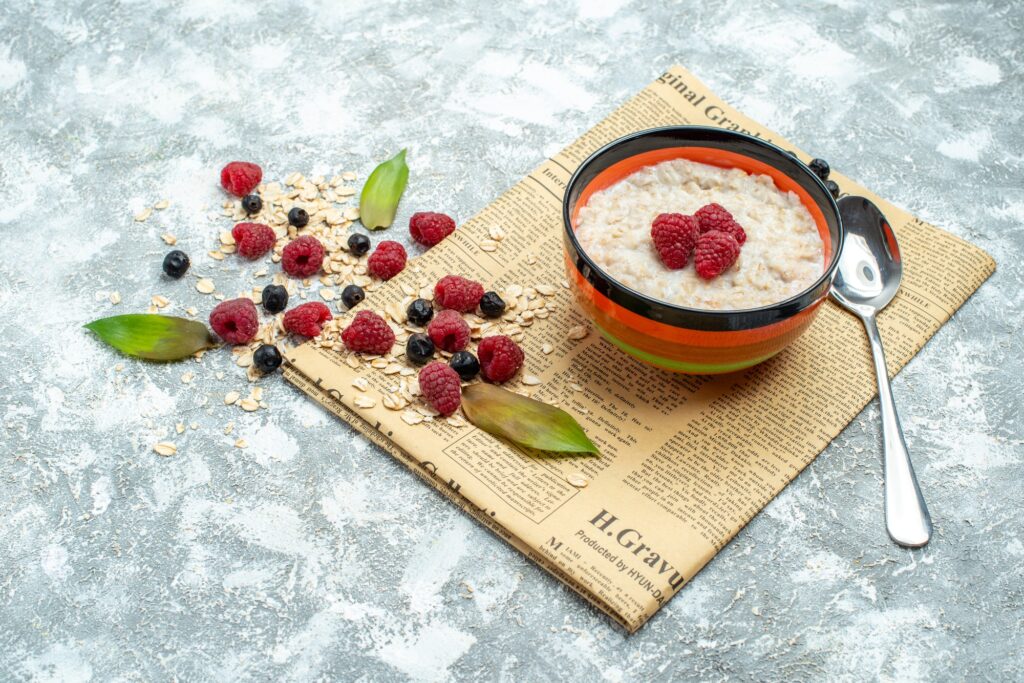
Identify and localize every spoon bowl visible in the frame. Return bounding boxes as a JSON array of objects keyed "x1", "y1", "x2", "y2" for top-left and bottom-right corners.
[
  {"x1": 831, "y1": 197, "x2": 903, "y2": 315},
  {"x1": 830, "y1": 195, "x2": 932, "y2": 548}
]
